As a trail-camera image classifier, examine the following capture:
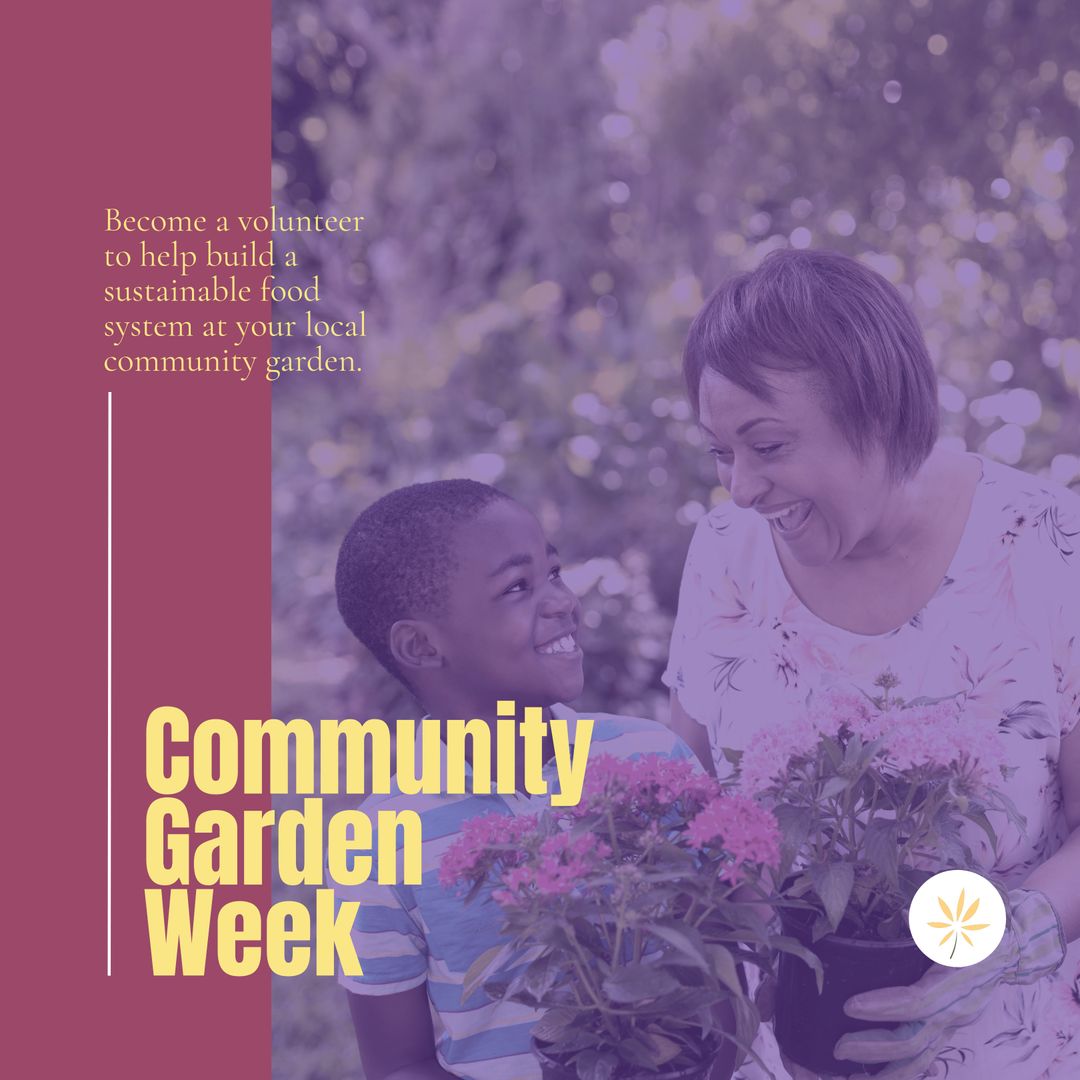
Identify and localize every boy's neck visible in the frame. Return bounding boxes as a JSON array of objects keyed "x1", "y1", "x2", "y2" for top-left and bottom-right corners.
[{"x1": 420, "y1": 694, "x2": 558, "y2": 795}]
